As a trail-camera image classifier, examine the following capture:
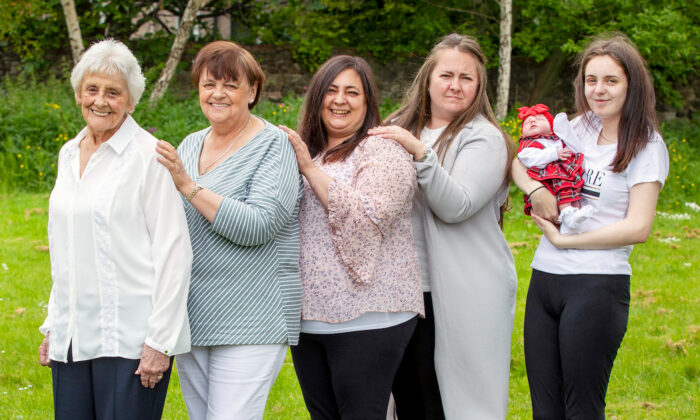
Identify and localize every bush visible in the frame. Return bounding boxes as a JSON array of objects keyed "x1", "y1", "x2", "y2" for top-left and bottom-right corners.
[
  {"x1": 658, "y1": 117, "x2": 700, "y2": 211},
  {"x1": 2, "y1": 76, "x2": 696, "y2": 214},
  {"x1": 0, "y1": 77, "x2": 82, "y2": 191},
  {"x1": 0, "y1": 78, "x2": 331, "y2": 192}
]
